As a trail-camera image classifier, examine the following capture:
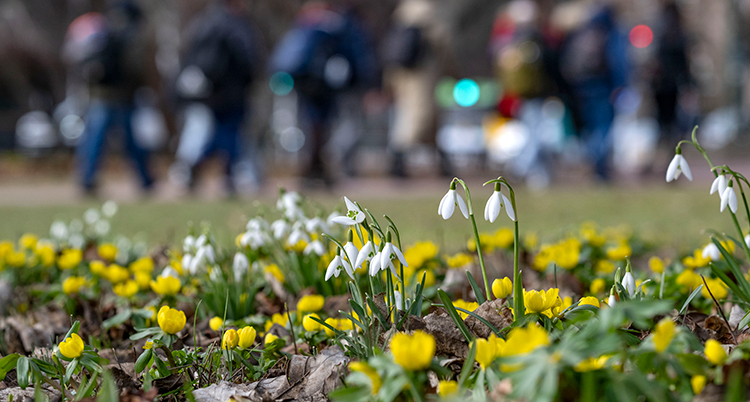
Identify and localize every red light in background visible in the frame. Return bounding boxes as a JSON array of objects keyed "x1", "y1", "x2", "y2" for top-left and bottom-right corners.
[{"x1": 629, "y1": 25, "x2": 653, "y2": 48}]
